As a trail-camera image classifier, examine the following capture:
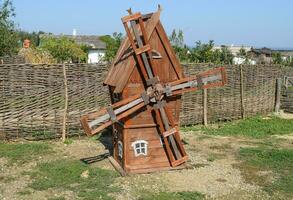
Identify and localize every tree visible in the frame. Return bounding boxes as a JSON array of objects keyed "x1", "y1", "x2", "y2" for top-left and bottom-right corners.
[
  {"x1": 40, "y1": 36, "x2": 86, "y2": 63},
  {"x1": 211, "y1": 49, "x2": 222, "y2": 64},
  {"x1": 169, "y1": 29, "x2": 189, "y2": 61},
  {"x1": 272, "y1": 52, "x2": 283, "y2": 64},
  {"x1": 18, "y1": 47, "x2": 56, "y2": 64},
  {"x1": 17, "y1": 30, "x2": 45, "y2": 47},
  {"x1": 237, "y1": 47, "x2": 247, "y2": 58},
  {"x1": 220, "y1": 46, "x2": 233, "y2": 64},
  {"x1": 100, "y1": 32, "x2": 123, "y2": 62},
  {"x1": 0, "y1": 0, "x2": 18, "y2": 56},
  {"x1": 189, "y1": 40, "x2": 215, "y2": 63},
  {"x1": 169, "y1": 29, "x2": 184, "y2": 48}
]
